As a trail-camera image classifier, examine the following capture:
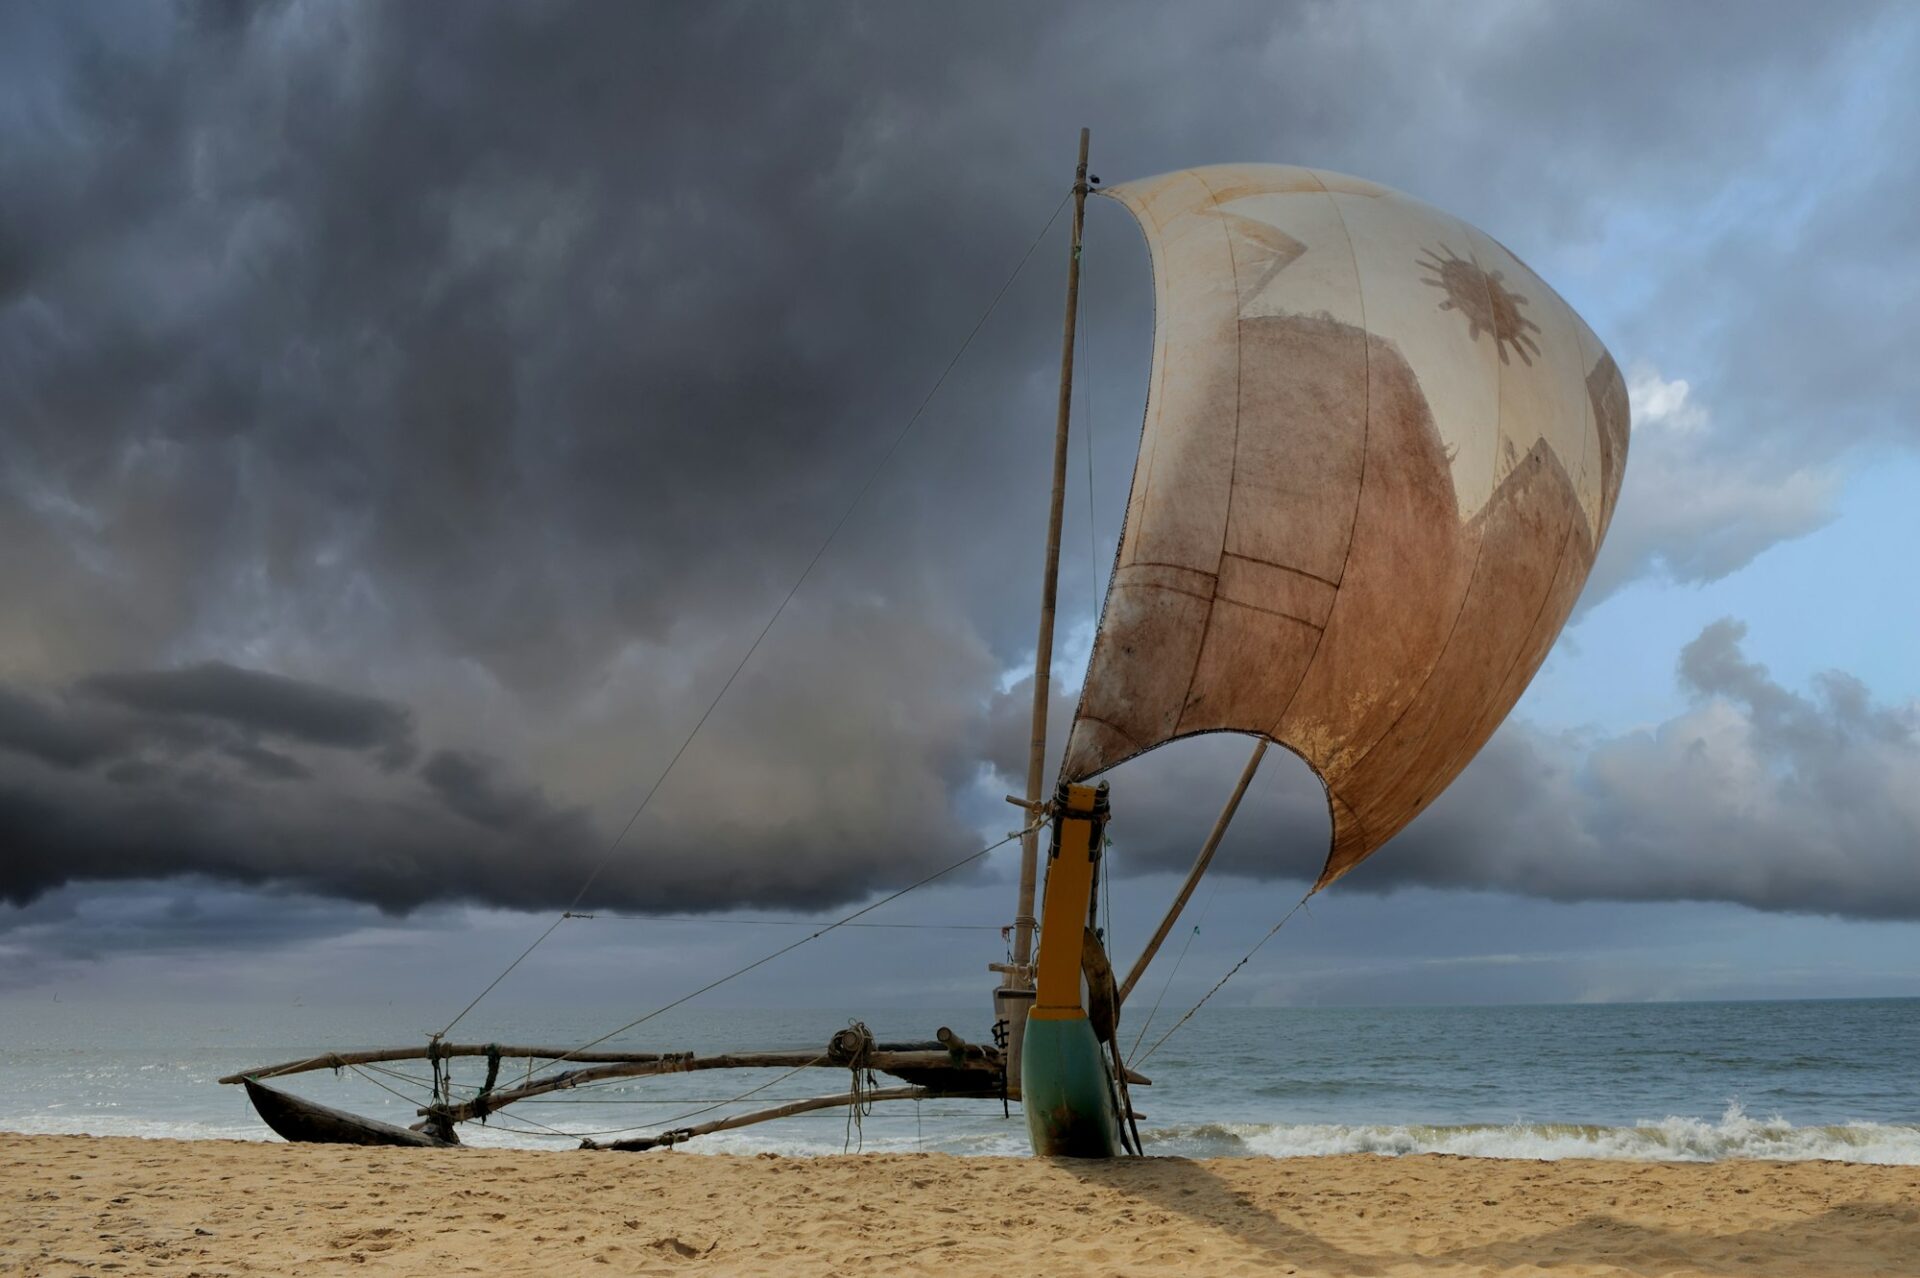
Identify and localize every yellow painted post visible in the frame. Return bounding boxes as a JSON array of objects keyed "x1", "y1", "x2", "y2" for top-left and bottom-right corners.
[
  {"x1": 1032, "y1": 782, "x2": 1105, "y2": 1021},
  {"x1": 1021, "y1": 780, "x2": 1121, "y2": 1156}
]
